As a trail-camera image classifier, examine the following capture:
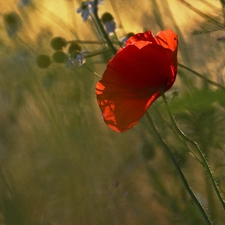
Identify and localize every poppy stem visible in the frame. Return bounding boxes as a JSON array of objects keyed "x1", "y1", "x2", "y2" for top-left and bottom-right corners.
[
  {"x1": 93, "y1": 0, "x2": 117, "y2": 54},
  {"x1": 145, "y1": 111, "x2": 212, "y2": 225},
  {"x1": 152, "y1": 106, "x2": 203, "y2": 165},
  {"x1": 178, "y1": 63, "x2": 225, "y2": 90},
  {"x1": 84, "y1": 63, "x2": 102, "y2": 78},
  {"x1": 160, "y1": 89, "x2": 225, "y2": 211}
]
